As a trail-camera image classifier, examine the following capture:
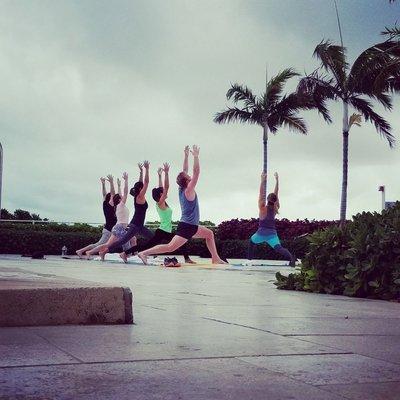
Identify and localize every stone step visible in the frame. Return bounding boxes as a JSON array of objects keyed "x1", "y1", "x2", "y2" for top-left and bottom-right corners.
[{"x1": 0, "y1": 267, "x2": 133, "y2": 327}]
